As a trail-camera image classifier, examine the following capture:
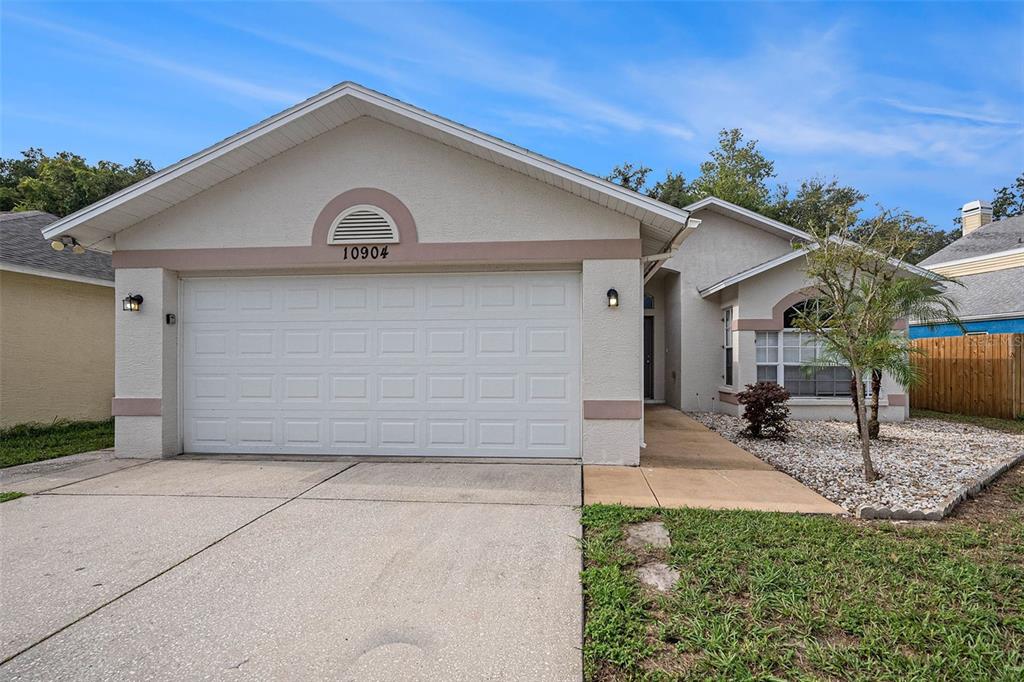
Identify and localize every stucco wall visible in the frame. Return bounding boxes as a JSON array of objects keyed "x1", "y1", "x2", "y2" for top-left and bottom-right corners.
[
  {"x1": 115, "y1": 117, "x2": 640, "y2": 251},
  {"x1": 661, "y1": 209, "x2": 794, "y2": 411},
  {"x1": 643, "y1": 273, "x2": 668, "y2": 402},
  {"x1": 114, "y1": 268, "x2": 179, "y2": 457},
  {"x1": 581, "y1": 259, "x2": 642, "y2": 464},
  {"x1": 0, "y1": 271, "x2": 114, "y2": 427},
  {"x1": 661, "y1": 209, "x2": 907, "y2": 422}
]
